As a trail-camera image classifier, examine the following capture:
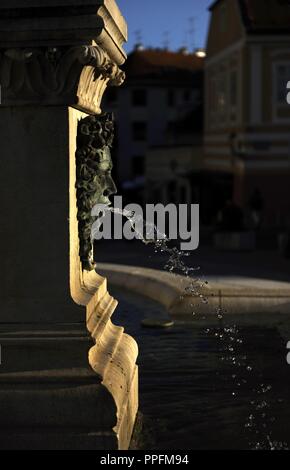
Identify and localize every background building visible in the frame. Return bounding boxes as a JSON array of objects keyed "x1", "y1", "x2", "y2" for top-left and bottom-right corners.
[
  {"x1": 145, "y1": 104, "x2": 204, "y2": 206},
  {"x1": 103, "y1": 46, "x2": 204, "y2": 203},
  {"x1": 204, "y1": 0, "x2": 290, "y2": 228}
]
